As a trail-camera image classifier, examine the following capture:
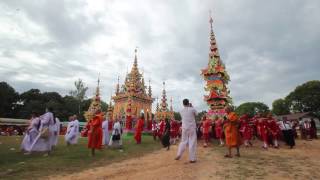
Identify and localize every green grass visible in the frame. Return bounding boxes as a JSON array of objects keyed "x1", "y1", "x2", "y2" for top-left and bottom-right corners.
[{"x1": 0, "y1": 134, "x2": 161, "y2": 180}]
